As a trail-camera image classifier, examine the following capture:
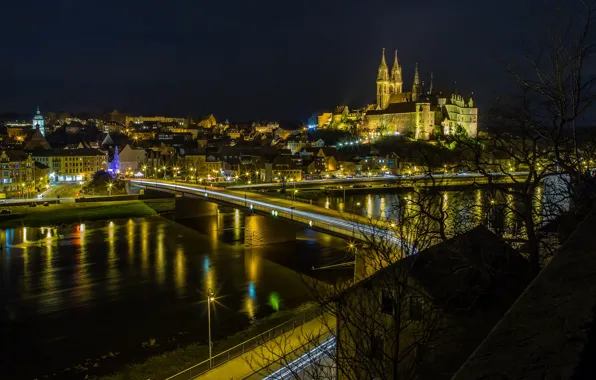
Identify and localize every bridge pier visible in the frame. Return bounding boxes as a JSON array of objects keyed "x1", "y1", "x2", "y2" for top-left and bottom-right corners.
[
  {"x1": 175, "y1": 196, "x2": 219, "y2": 219},
  {"x1": 244, "y1": 214, "x2": 297, "y2": 246}
]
